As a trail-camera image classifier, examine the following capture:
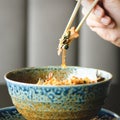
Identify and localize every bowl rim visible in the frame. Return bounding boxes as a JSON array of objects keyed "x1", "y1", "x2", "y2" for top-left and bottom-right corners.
[{"x1": 4, "y1": 66, "x2": 113, "y2": 87}]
